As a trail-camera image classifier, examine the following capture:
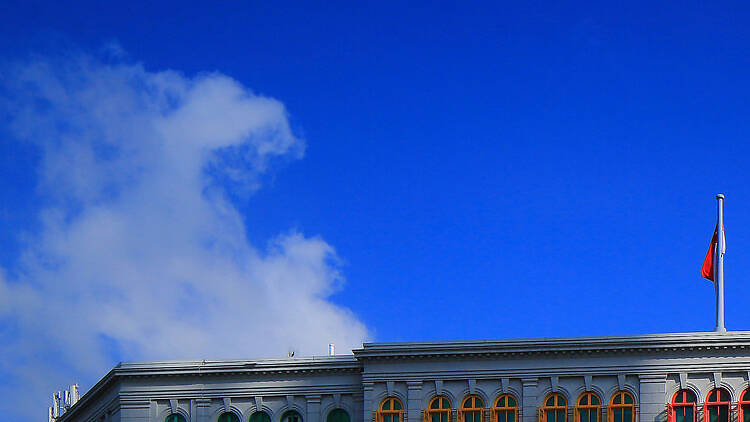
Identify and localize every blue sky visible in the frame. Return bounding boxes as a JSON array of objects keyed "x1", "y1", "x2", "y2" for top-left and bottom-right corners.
[{"x1": 1, "y1": 1, "x2": 750, "y2": 419}]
